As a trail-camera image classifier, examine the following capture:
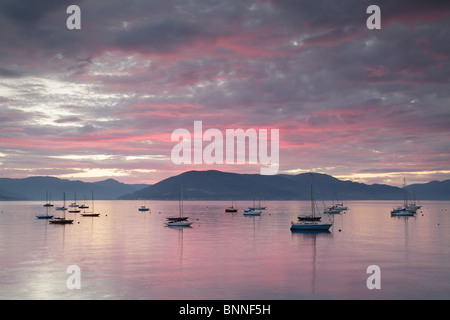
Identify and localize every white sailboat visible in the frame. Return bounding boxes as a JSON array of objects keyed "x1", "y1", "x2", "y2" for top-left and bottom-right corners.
[
  {"x1": 243, "y1": 208, "x2": 262, "y2": 216},
  {"x1": 391, "y1": 178, "x2": 415, "y2": 216},
  {"x1": 248, "y1": 196, "x2": 266, "y2": 210},
  {"x1": 68, "y1": 192, "x2": 81, "y2": 213},
  {"x1": 324, "y1": 191, "x2": 348, "y2": 213},
  {"x1": 55, "y1": 192, "x2": 67, "y2": 211},
  {"x1": 165, "y1": 186, "x2": 193, "y2": 227},
  {"x1": 406, "y1": 190, "x2": 421, "y2": 213},
  {"x1": 78, "y1": 194, "x2": 89, "y2": 209},
  {"x1": 291, "y1": 176, "x2": 333, "y2": 231}
]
